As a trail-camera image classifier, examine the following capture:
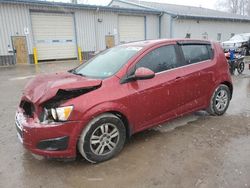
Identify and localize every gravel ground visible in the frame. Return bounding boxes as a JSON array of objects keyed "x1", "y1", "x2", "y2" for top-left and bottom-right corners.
[{"x1": 0, "y1": 60, "x2": 250, "y2": 188}]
